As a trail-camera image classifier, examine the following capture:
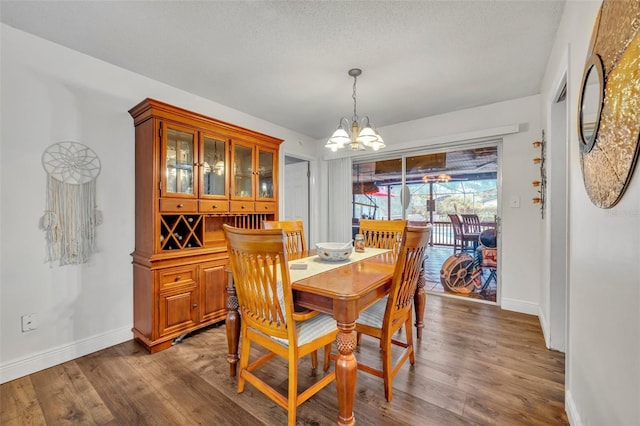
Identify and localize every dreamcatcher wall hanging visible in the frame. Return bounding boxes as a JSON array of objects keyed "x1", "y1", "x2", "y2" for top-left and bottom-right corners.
[{"x1": 40, "y1": 141, "x2": 102, "y2": 266}]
